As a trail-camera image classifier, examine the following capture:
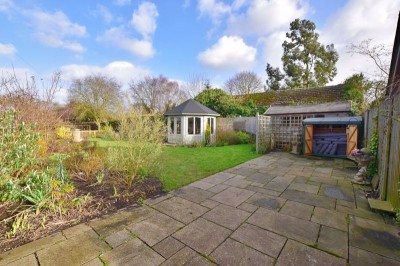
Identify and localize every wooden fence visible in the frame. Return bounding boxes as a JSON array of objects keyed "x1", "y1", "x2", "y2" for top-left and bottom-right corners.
[
  {"x1": 364, "y1": 93, "x2": 400, "y2": 208},
  {"x1": 217, "y1": 117, "x2": 257, "y2": 135}
]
